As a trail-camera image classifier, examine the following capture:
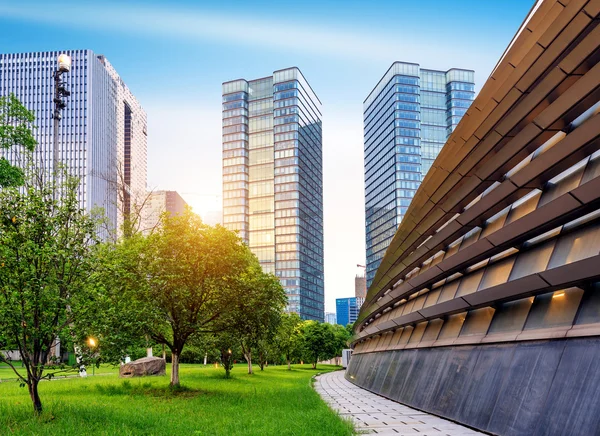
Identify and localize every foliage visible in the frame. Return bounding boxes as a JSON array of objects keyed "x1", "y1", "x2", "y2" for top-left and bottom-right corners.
[
  {"x1": 0, "y1": 163, "x2": 99, "y2": 414},
  {"x1": 0, "y1": 94, "x2": 37, "y2": 187},
  {"x1": 90, "y1": 211, "x2": 255, "y2": 386},
  {"x1": 215, "y1": 263, "x2": 286, "y2": 374},
  {"x1": 300, "y1": 321, "x2": 346, "y2": 369},
  {"x1": 0, "y1": 364, "x2": 352, "y2": 435},
  {"x1": 275, "y1": 313, "x2": 303, "y2": 370}
]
